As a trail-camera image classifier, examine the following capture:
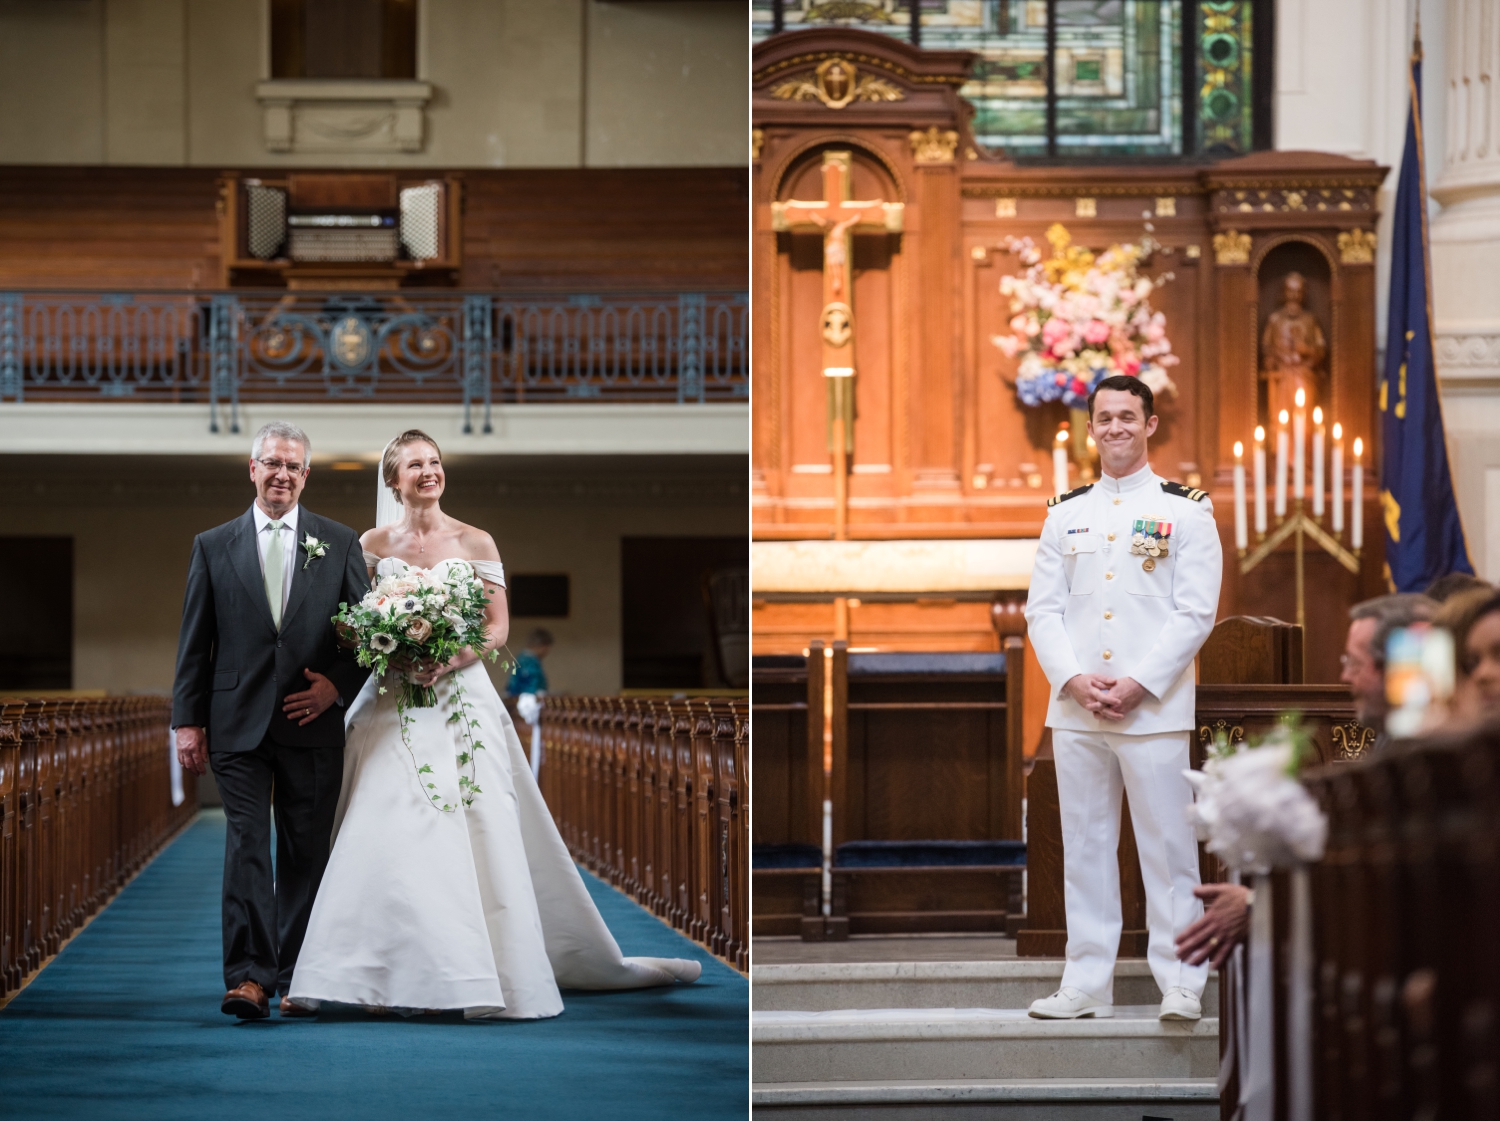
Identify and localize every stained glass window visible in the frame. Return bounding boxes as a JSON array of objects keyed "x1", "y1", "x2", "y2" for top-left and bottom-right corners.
[{"x1": 754, "y1": 0, "x2": 1266, "y2": 161}]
